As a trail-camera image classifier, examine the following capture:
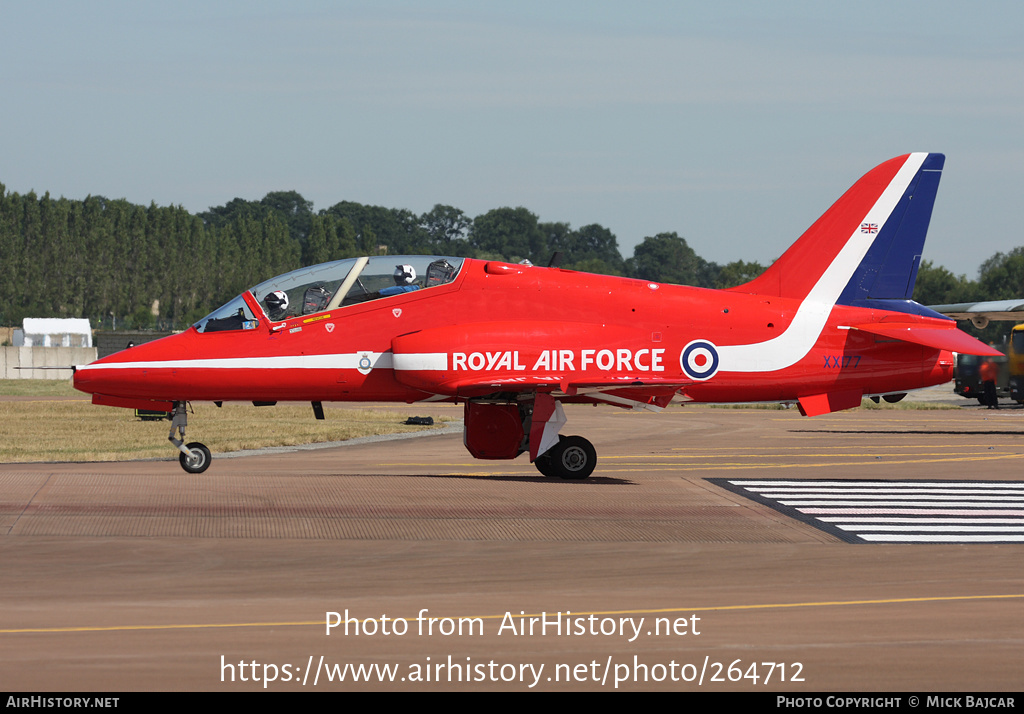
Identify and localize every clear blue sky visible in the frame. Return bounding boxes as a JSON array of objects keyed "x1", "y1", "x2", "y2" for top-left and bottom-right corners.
[{"x1": 2, "y1": 1, "x2": 1021, "y2": 275}]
